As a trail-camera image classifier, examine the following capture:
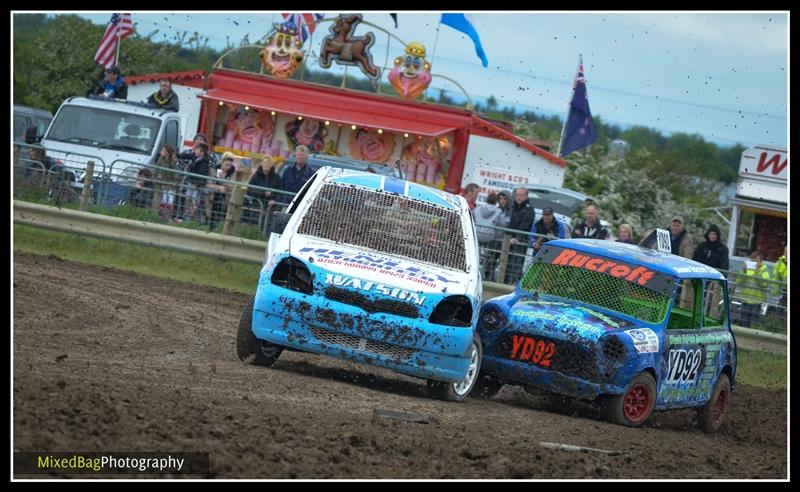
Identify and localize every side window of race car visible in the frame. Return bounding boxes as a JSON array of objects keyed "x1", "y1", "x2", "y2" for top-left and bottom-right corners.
[
  {"x1": 701, "y1": 279, "x2": 727, "y2": 329},
  {"x1": 666, "y1": 279, "x2": 702, "y2": 331}
]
